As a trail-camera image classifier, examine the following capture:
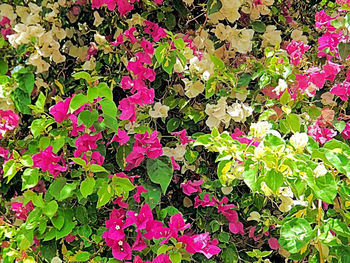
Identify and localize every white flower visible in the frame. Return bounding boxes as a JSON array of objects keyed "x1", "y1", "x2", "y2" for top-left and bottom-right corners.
[
  {"x1": 227, "y1": 103, "x2": 253, "y2": 122},
  {"x1": 314, "y1": 164, "x2": 327, "y2": 178},
  {"x1": 273, "y1": 79, "x2": 288, "y2": 96},
  {"x1": 149, "y1": 102, "x2": 170, "y2": 118},
  {"x1": 250, "y1": 121, "x2": 272, "y2": 138},
  {"x1": 290, "y1": 132, "x2": 308, "y2": 153}
]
